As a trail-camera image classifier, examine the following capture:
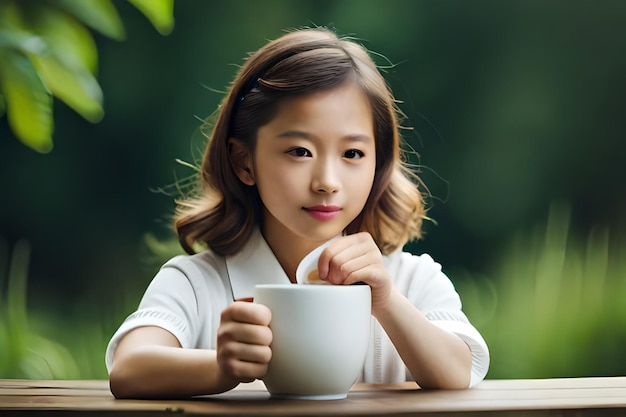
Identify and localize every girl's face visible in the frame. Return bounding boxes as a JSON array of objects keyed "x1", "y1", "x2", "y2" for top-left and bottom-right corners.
[{"x1": 252, "y1": 81, "x2": 376, "y2": 252}]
